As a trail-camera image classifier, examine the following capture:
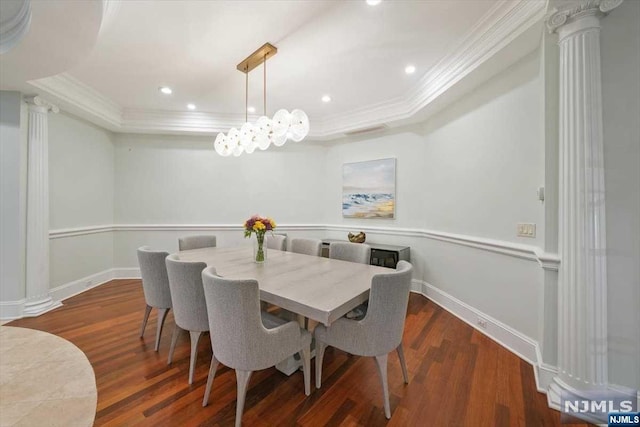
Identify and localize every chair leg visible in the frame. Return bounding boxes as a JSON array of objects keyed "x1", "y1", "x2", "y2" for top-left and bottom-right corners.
[
  {"x1": 202, "y1": 354, "x2": 220, "y2": 407},
  {"x1": 315, "y1": 340, "x2": 326, "y2": 389},
  {"x1": 188, "y1": 330, "x2": 203, "y2": 385},
  {"x1": 300, "y1": 346, "x2": 311, "y2": 396},
  {"x1": 167, "y1": 324, "x2": 181, "y2": 365},
  {"x1": 235, "y1": 369, "x2": 253, "y2": 427},
  {"x1": 396, "y1": 344, "x2": 409, "y2": 384},
  {"x1": 140, "y1": 305, "x2": 152, "y2": 337},
  {"x1": 374, "y1": 353, "x2": 391, "y2": 419},
  {"x1": 154, "y1": 308, "x2": 170, "y2": 351}
]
